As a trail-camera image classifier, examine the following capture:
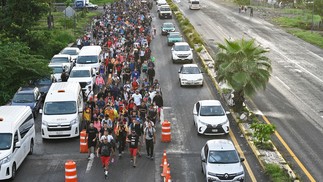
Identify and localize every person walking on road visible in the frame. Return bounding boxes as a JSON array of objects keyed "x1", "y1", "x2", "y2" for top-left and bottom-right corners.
[
  {"x1": 97, "y1": 136, "x2": 114, "y2": 179},
  {"x1": 87, "y1": 122, "x2": 99, "y2": 160},
  {"x1": 127, "y1": 130, "x2": 140, "y2": 167},
  {"x1": 144, "y1": 121, "x2": 156, "y2": 160}
]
